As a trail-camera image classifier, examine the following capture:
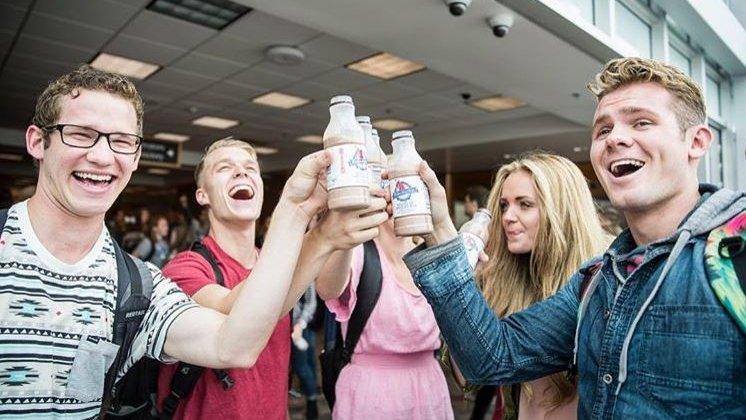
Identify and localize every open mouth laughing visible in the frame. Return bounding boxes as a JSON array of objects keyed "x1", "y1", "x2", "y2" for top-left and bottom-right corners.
[
  {"x1": 228, "y1": 184, "x2": 255, "y2": 200},
  {"x1": 73, "y1": 171, "x2": 115, "y2": 187},
  {"x1": 608, "y1": 158, "x2": 645, "y2": 178}
]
